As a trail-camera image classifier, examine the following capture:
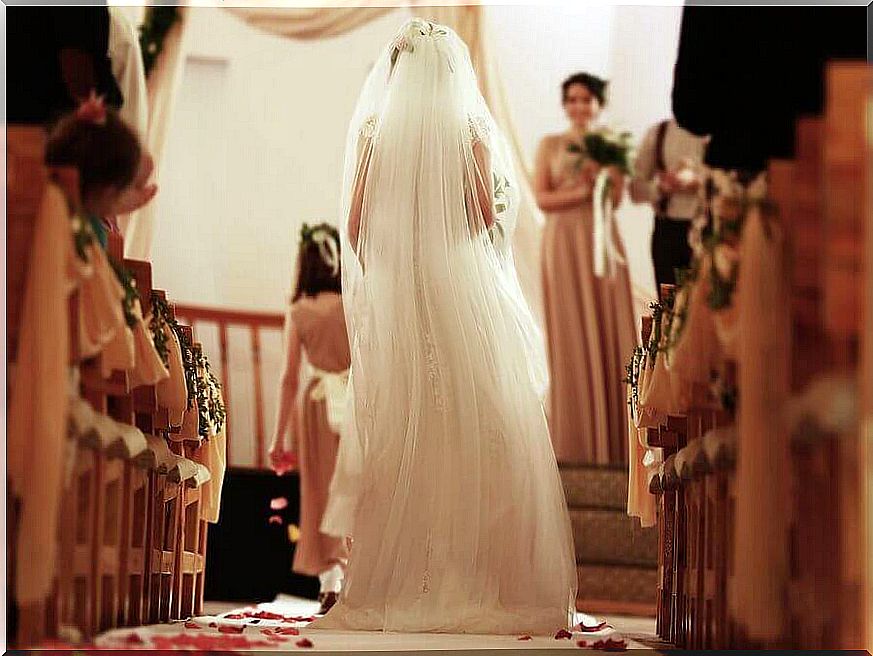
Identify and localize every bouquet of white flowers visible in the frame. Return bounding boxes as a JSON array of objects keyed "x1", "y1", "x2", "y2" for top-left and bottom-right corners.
[
  {"x1": 568, "y1": 127, "x2": 634, "y2": 175},
  {"x1": 568, "y1": 127, "x2": 635, "y2": 277}
]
